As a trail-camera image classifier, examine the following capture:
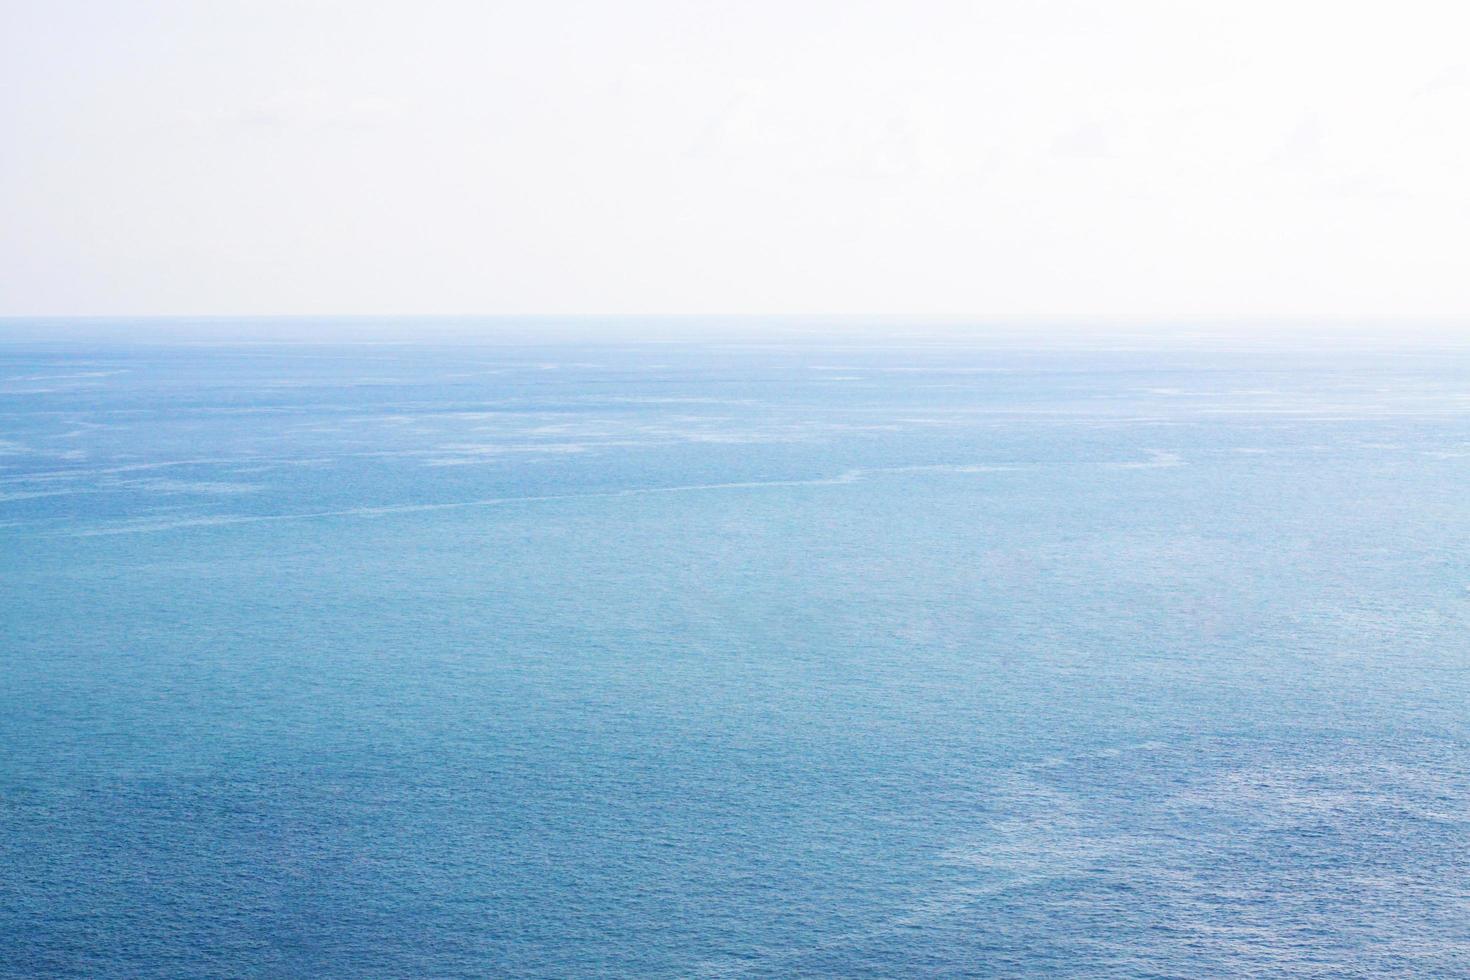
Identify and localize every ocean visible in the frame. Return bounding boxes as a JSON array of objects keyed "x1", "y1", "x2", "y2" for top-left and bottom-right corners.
[{"x1": 3, "y1": 320, "x2": 1469, "y2": 976}]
